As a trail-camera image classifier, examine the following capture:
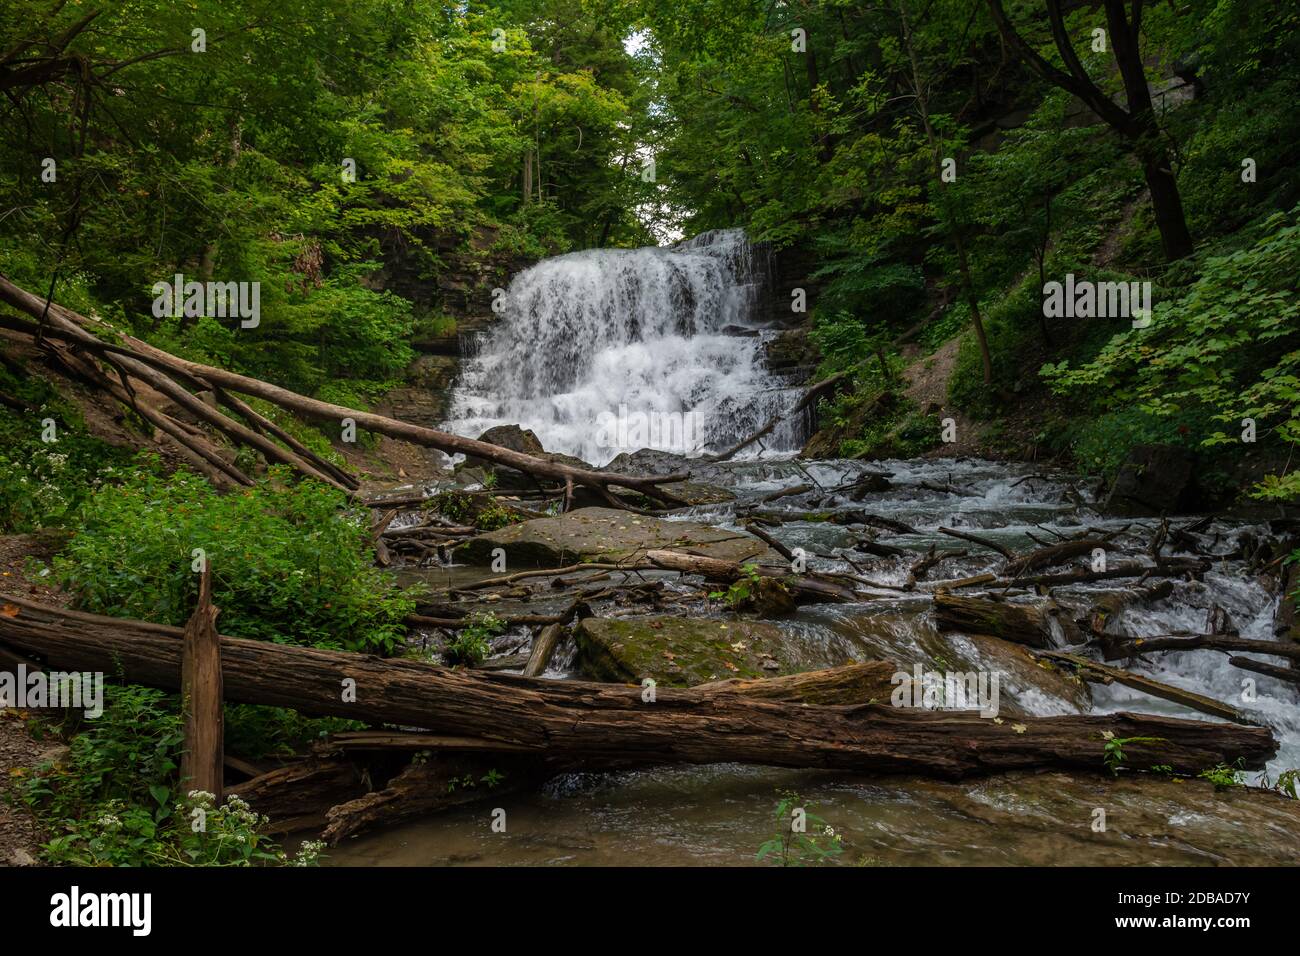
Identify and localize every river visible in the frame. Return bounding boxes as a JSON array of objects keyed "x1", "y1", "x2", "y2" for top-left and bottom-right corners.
[{"x1": 332, "y1": 231, "x2": 1297, "y2": 866}]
